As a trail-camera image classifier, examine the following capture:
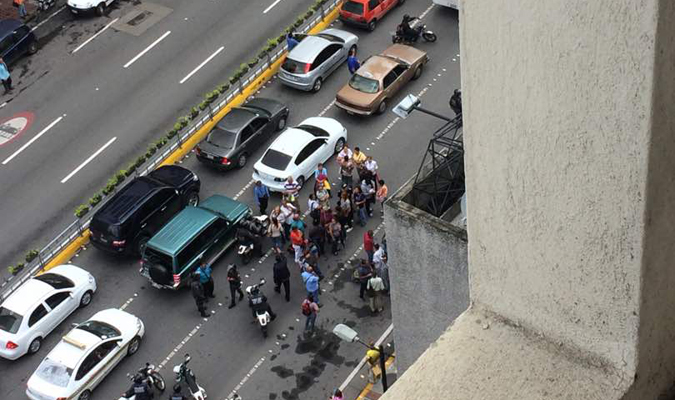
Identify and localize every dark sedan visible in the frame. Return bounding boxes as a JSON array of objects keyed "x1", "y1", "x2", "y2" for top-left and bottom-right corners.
[{"x1": 196, "y1": 98, "x2": 289, "y2": 169}]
